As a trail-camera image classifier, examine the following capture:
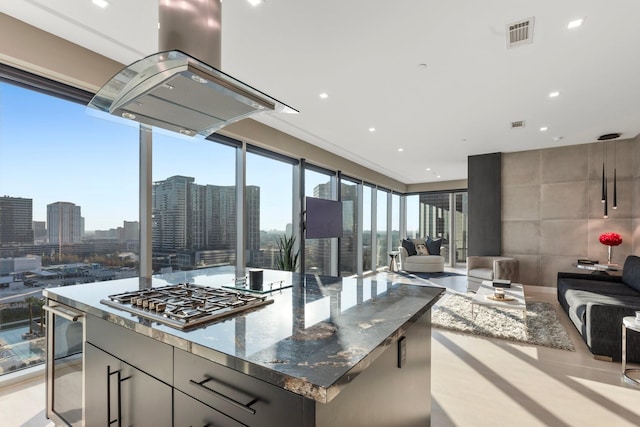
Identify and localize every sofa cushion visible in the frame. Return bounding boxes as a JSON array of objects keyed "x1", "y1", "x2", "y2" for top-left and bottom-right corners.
[
  {"x1": 558, "y1": 277, "x2": 640, "y2": 297},
  {"x1": 405, "y1": 255, "x2": 445, "y2": 265},
  {"x1": 401, "y1": 239, "x2": 417, "y2": 256},
  {"x1": 564, "y1": 289, "x2": 640, "y2": 328},
  {"x1": 426, "y1": 236, "x2": 442, "y2": 255},
  {"x1": 622, "y1": 255, "x2": 640, "y2": 292}
]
